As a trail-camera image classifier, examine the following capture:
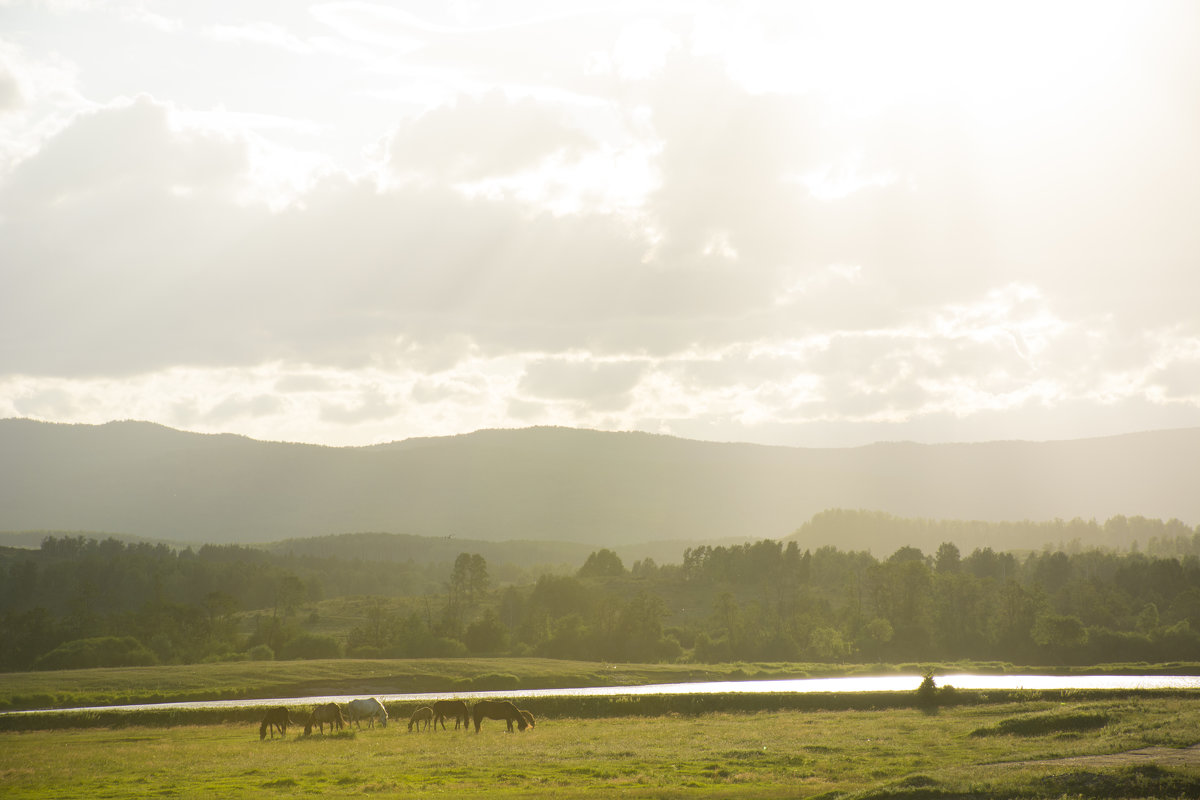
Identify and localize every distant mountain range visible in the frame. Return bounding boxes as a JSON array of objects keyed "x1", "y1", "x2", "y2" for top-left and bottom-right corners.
[{"x1": 1, "y1": 419, "x2": 1197, "y2": 548}]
